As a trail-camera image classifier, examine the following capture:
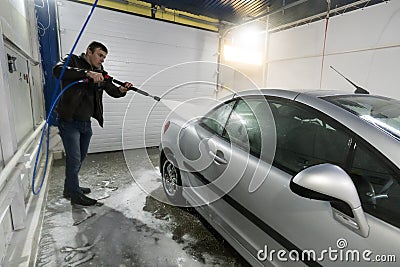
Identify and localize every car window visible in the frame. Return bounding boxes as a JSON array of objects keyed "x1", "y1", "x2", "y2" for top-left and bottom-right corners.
[
  {"x1": 350, "y1": 143, "x2": 400, "y2": 228},
  {"x1": 222, "y1": 99, "x2": 271, "y2": 157},
  {"x1": 324, "y1": 95, "x2": 400, "y2": 140},
  {"x1": 270, "y1": 99, "x2": 352, "y2": 174},
  {"x1": 201, "y1": 100, "x2": 236, "y2": 135},
  {"x1": 265, "y1": 98, "x2": 400, "y2": 228}
]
